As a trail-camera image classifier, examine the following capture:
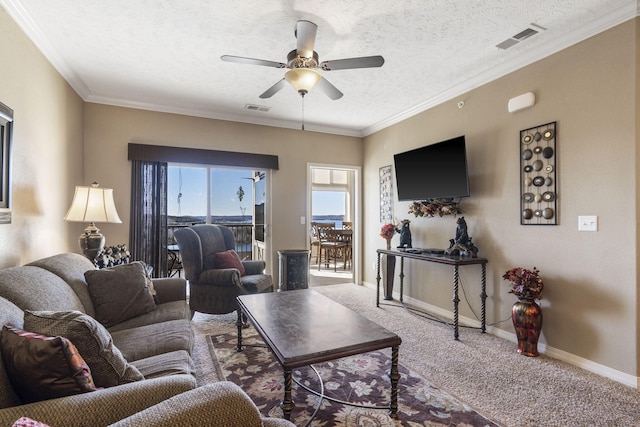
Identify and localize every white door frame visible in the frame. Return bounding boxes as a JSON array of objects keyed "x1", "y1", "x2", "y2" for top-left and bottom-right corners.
[{"x1": 307, "y1": 163, "x2": 361, "y2": 285}]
